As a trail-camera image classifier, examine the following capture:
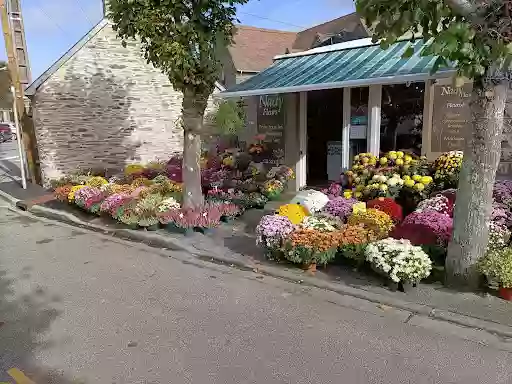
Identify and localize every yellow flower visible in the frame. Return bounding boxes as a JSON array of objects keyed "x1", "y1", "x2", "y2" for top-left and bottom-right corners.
[
  {"x1": 396, "y1": 151, "x2": 404, "y2": 158},
  {"x1": 404, "y1": 179, "x2": 415, "y2": 188},
  {"x1": 125, "y1": 164, "x2": 144, "y2": 176},
  {"x1": 412, "y1": 175, "x2": 422, "y2": 182},
  {"x1": 354, "y1": 191, "x2": 363, "y2": 199},
  {"x1": 421, "y1": 176, "x2": 433, "y2": 185},
  {"x1": 403, "y1": 175, "x2": 411, "y2": 181},
  {"x1": 414, "y1": 183, "x2": 425, "y2": 191},
  {"x1": 86, "y1": 176, "x2": 108, "y2": 188},
  {"x1": 68, "y1": 185, "x2": 85, "y2": 202},
  {"x1": 343, "y1": 190, "x2": 353, "y2": 199},
  {"x1": 396, "y1": 158, "x2": 404, "y2": 166},
  {"x1": 404, "y1": 155, "x2": 412, "y2": 164},
  {"x1": 379, "y1": 157, "x2": 388, "y2": 165},
  {"x1": 379, "y1": 184, "x2": 388, "y2": 192}
]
